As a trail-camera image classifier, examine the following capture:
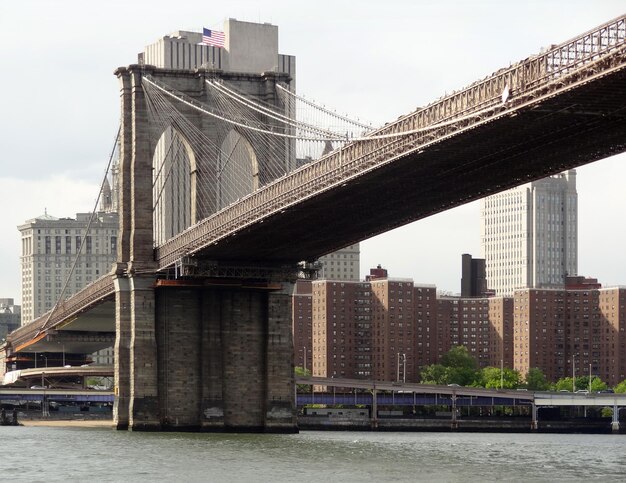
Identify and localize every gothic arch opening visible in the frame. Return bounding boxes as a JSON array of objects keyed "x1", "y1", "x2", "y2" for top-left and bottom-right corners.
[
  {"x1": 217, "y1": 130, "x2": 259, "y2": 209},
  {"x1": 153, "y1": 126, "x2": 197, "y2": 246}
]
